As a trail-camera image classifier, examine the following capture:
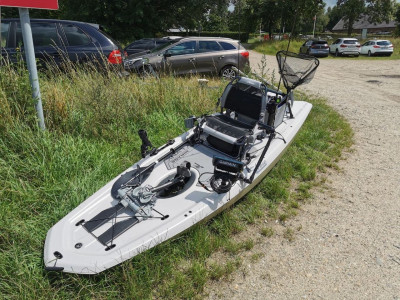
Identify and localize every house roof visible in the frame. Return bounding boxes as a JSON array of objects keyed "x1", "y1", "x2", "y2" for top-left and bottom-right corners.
[{"x1": 332, "y1": 15, "x2": 397, "y2": 31}]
